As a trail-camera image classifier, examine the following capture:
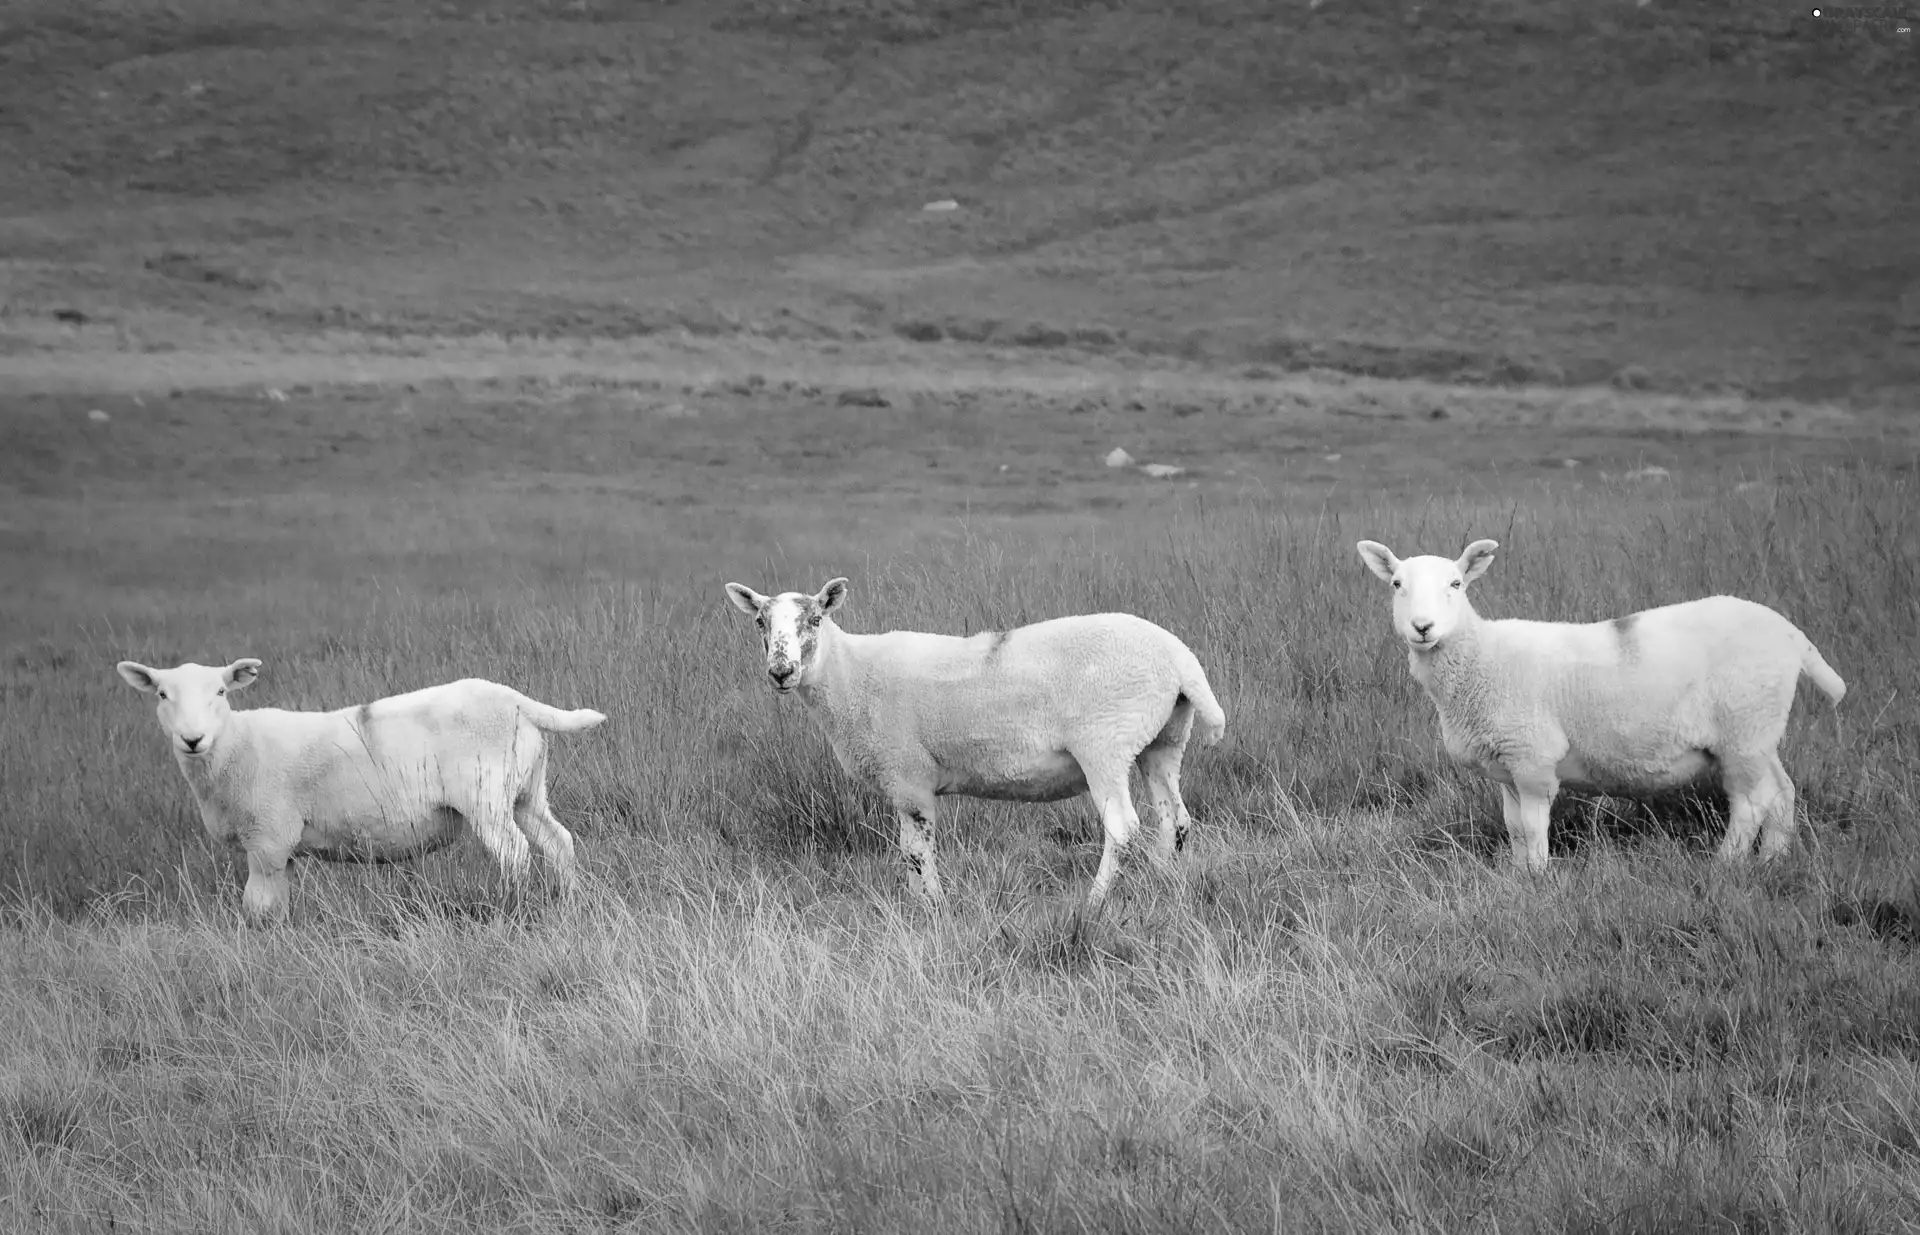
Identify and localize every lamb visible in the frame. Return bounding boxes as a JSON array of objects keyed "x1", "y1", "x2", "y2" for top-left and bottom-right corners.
[
  {"x1": 1355, "y1": 538, "x2": 1846, "y2": 870},
  {"x1": 722, "y1": 577, "x2": 1227, "y2": 907},
  {"x1": 116, "y1": 658, "x2": 606, "y2": 923}
]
